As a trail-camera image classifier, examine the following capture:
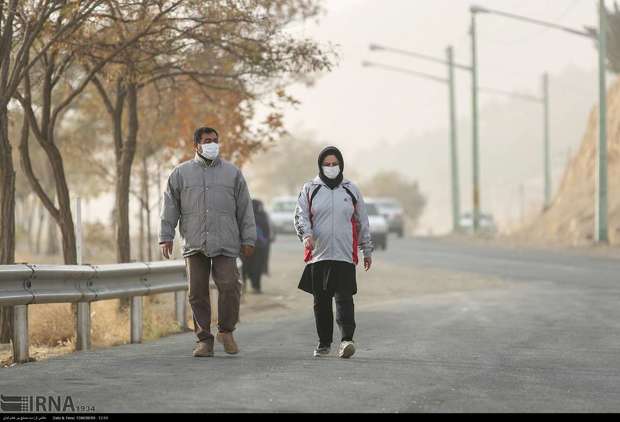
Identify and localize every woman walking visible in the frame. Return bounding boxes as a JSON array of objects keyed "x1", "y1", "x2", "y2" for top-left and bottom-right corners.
[
  {"x1": 241, "y1": 199, "x2": 272, "y2": 294},
  {"x1": 294, "y1": 146, "x2": 373, "y2": 358}
]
